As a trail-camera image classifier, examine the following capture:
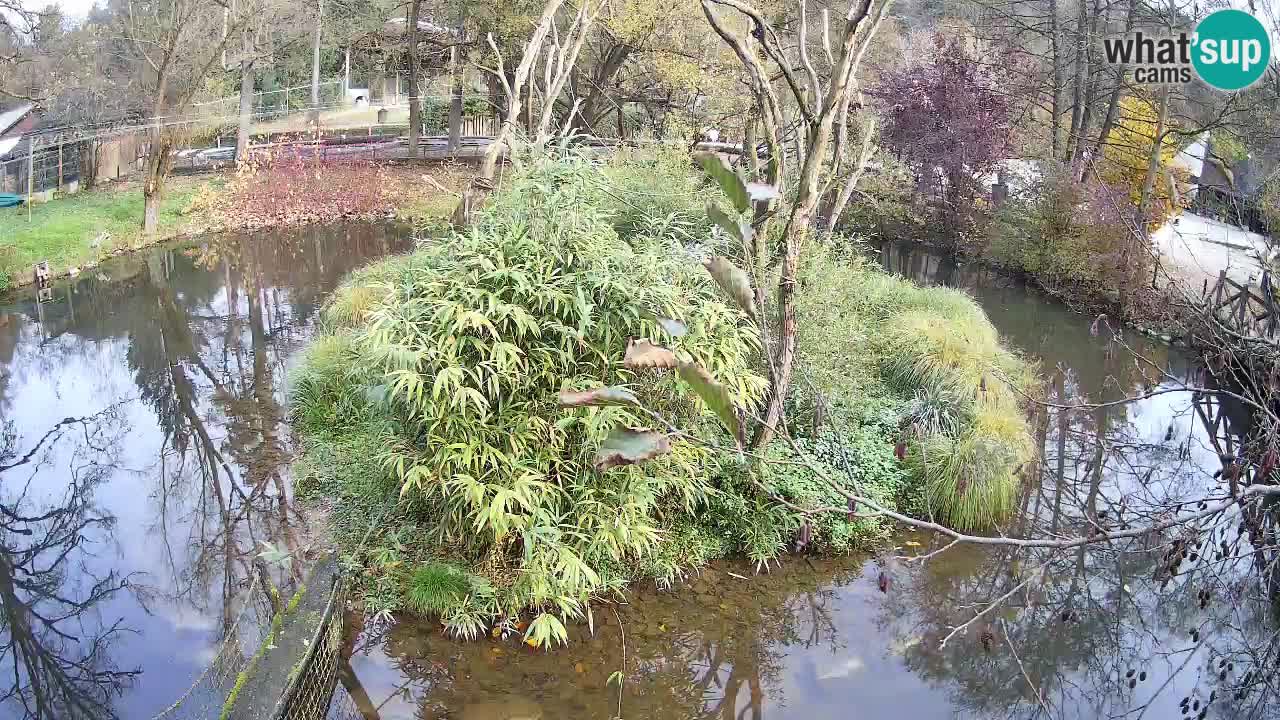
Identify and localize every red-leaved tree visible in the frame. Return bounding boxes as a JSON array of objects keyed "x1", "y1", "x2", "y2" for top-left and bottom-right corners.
[{"x1": 869, "y1": 36, "x2": 1012, "y2": 246}]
